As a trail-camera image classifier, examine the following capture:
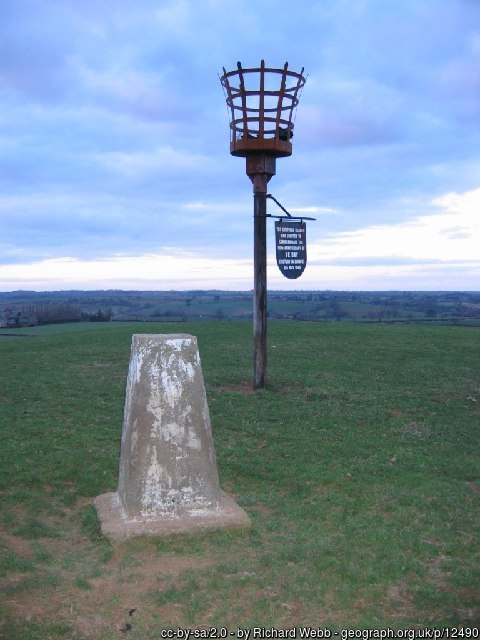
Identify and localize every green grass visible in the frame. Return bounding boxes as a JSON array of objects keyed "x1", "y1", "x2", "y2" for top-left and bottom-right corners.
[{"x1": 0, "y1": 320, "x2": 479, "y2": 637}]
